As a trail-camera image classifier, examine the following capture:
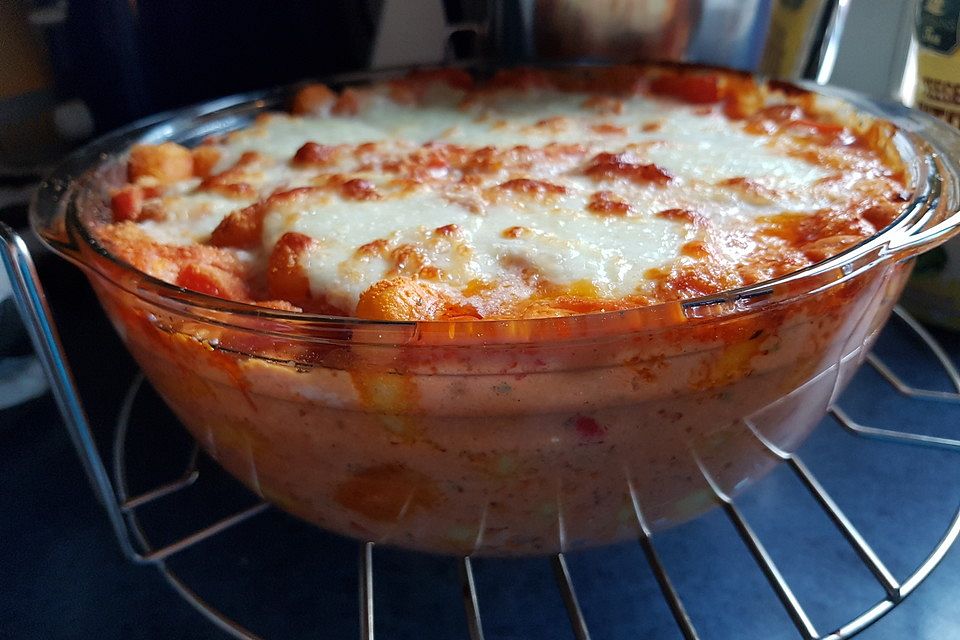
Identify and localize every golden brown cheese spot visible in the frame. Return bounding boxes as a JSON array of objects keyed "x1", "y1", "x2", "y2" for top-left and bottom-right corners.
[
  {"x1": 741, "y1": 104, "x2": 846, "y2": 139},
  {"x1": 388, "y1": 244, "x2": 427, "y2": 277},
  {"x1": 591, "y1": 123, "x2": 628, "y2": 135},
  {"x1": 716, "y1": 177, "x2": 776, "y2": 206},
  {"x1": 200, "y1": 151, "x2": 263, "y2": 199},
  {"x1": 587, "y1": 190, "x2": 631, "y2": 216},
  {"x1": 502, "y1": 226, "x2": 529, "y2": 239},
  {"x1": 290, "y1": 83, "x2": 336, "y2": 115},
  {"x1": 356, "y1": 238, "x2": 390, "y2": 257},
  {"x1": 128, "y1": 143, "x2": 193, "y2": 184},
  {"x1": 680, "y1": 240, "x2": 710, "y2": 259},
  {"x1": 744, "y1": 105, "x2": 801, "y2": 135},
  {"x1": 332, "y1": 88, "x2": 363, "y2": 115},
  {"x1": 355, "y1": 276, "x2": 457, "y2": 321},
  {"x1": 210, "y1": 203, "x2": 265, "y2": 249},
  {"x1": 655, "y1": 208, "x2": 703, "y2": 226},
  {"x1": 444, "y1": 190, "x2": 485, "y2": 215},
  {"x1": 311, "y1": 174, "x2": 381, "y2": 201},
  {"x1": 388, "y1": 178, "x2": 425, "y2": 195},
  {"x1": 353, "y1": 141, "x2": 380, "y2": 160},
  {"x1": 292, "y1": 142, "x2": 341, "y2": 166},
  {"x1": 496, "y1": 178, "x2": 568, "y2": 201},
  {"x1": 203, "y1": 181, "x2": 257, "y2": 199},
  {"x1": 340, "y1": 178, "x2": 381, "y2": 201},
  {"x1": 584, "y1": 152, "x2": 673, "y2": 185},
  {"x1": 191, "y1": 146, "x2": 221, "y2": 178},
  {"x1": 456, "y1": 144, "x2": 587, "y2": 176},
  {"x1": 434, "y1": 224, "x2": 460, "y2": 237},
  {"x1": 785, "y1": 118, "x2": 852, "y2": 146},
  {"x1": 418, "y1": 265, "x2": 442, "y2": 280},
  {"x1": 582, "y1": 95, "x2": 624, "y2": 115},
  {"x1": 759, "y1": 210, "x2": 869, "y2": 249},
  {"x1": 648, "y1": 260, "x2": 745, "y2": 302},
  {"x1": 267, "y1": 231, "x2": 315, "y2": 303},
  {"x1": 266, "y1": 232, "x2": 344, "y2": 314},
  {"x1": 799, "y1": 235, "x2": 864, "y2": 262},
  {"x1": 530, "y1": 116, "x2": 568, "y2": 133}
]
